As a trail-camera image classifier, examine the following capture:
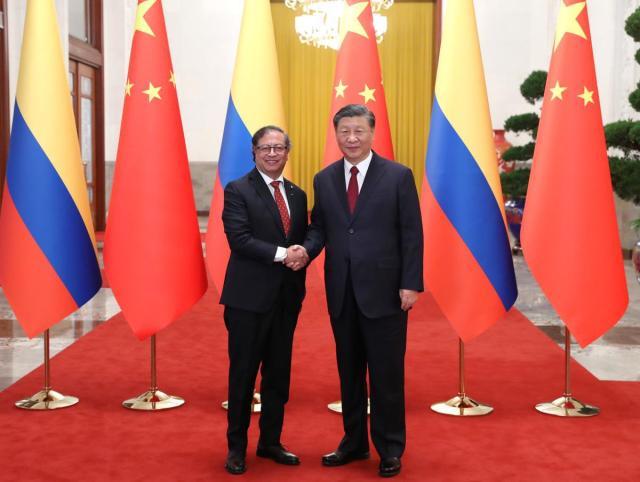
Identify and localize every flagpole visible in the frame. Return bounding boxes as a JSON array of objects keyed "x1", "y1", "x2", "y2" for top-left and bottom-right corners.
[
  {"x1": 430, "y1": 338, "x2": 493, "y2": 416},
  {"x1": 535, "y1": 327, "x2": 599, "y2": 417},
  {"x1": 15, "y1": 329, "x2": 79, "y2": 410},
  {"x1": 123, "y1": 334, "x2": 184, "y2": 411}
]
